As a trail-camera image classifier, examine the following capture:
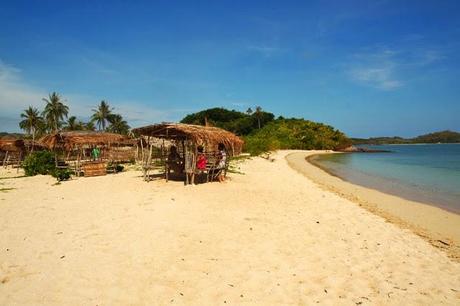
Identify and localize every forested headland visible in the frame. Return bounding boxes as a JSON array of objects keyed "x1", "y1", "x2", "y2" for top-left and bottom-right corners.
[{"x1": 181, "y1": 107, "x2": 351, "y2": 155}]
